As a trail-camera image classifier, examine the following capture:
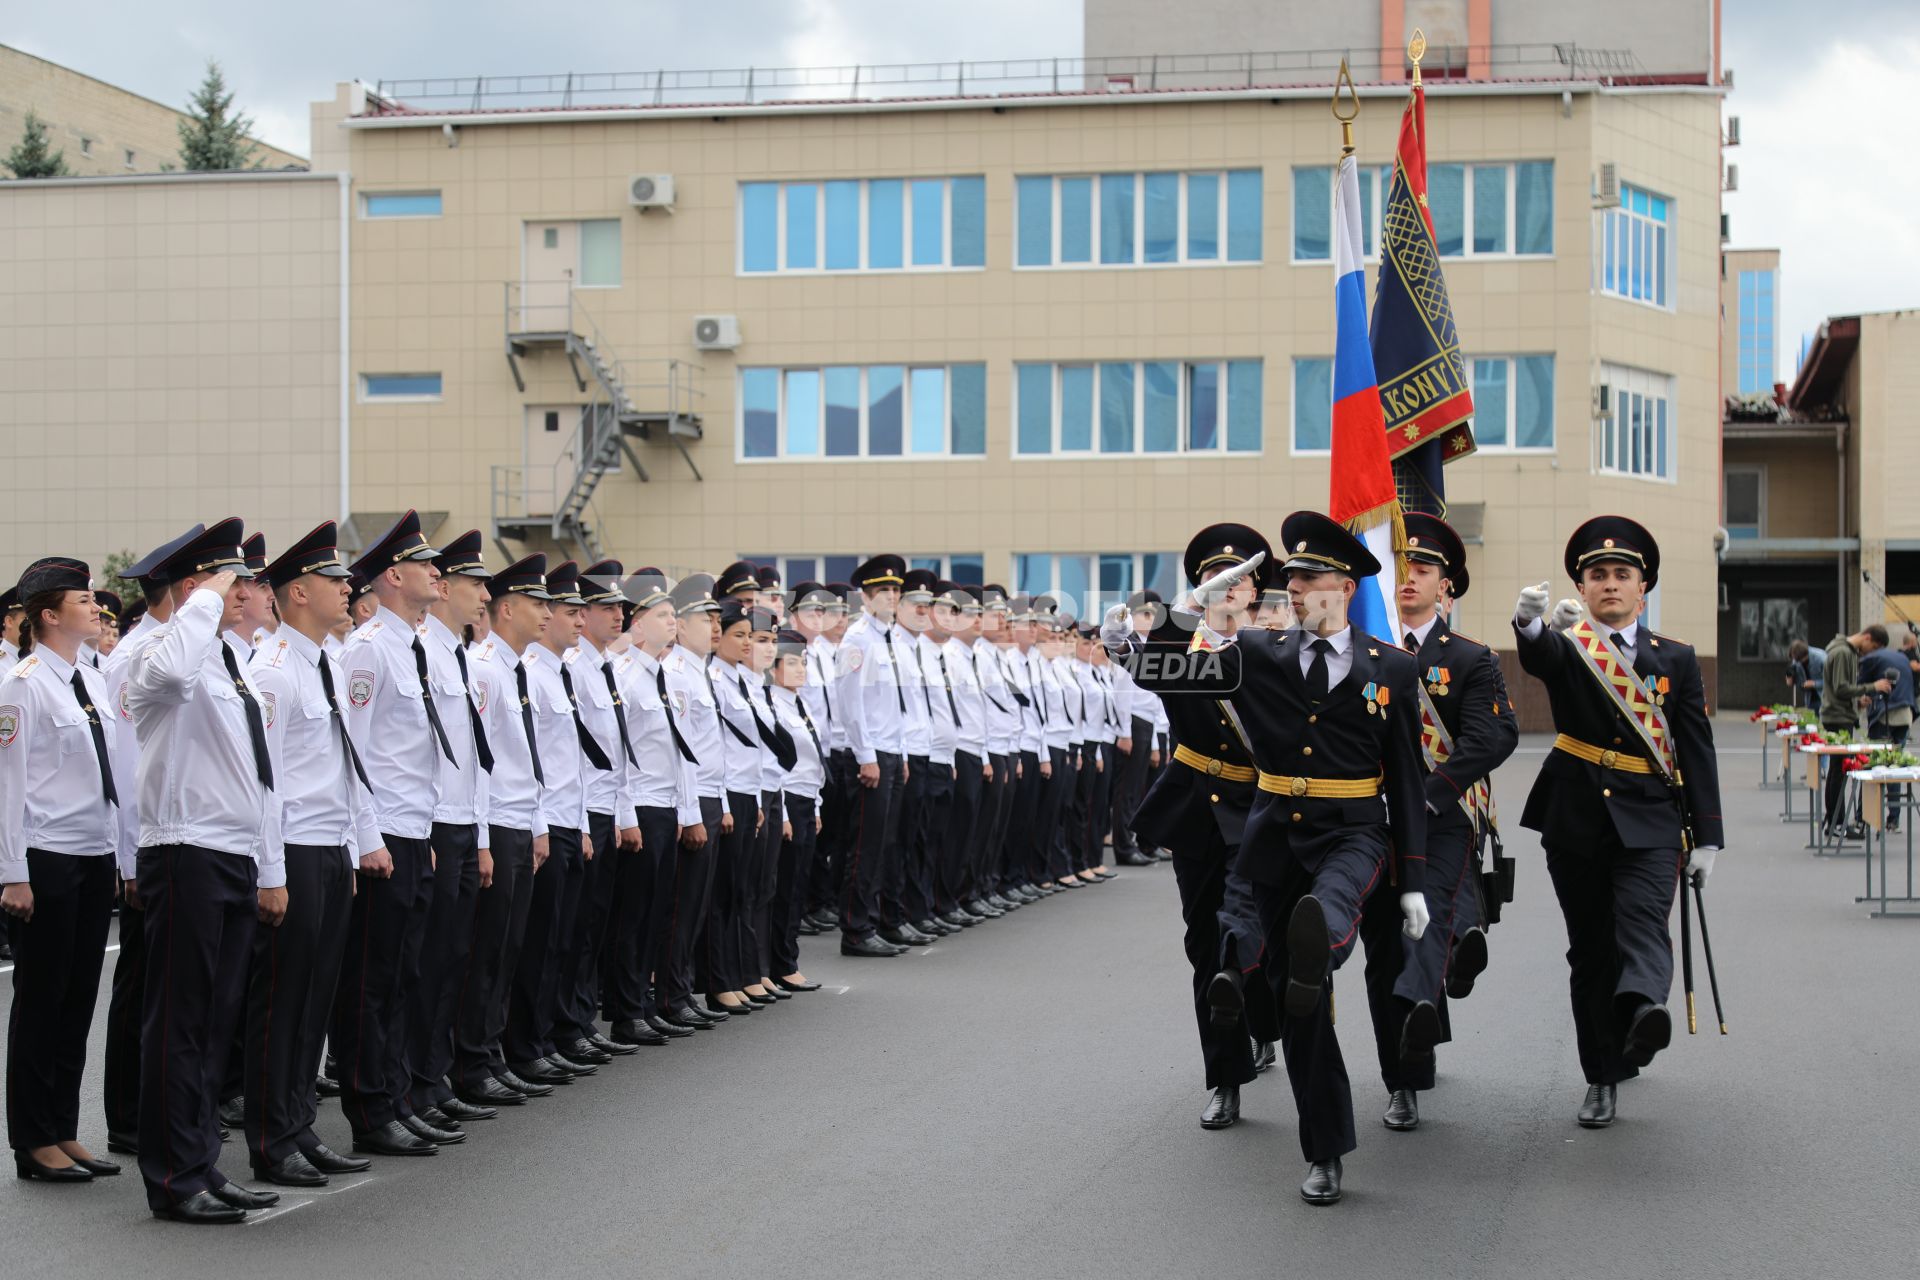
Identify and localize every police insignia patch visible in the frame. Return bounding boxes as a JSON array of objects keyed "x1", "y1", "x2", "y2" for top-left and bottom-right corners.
[
  {"x1": 118, "y1": 683, "x2": 133, "y2": 721},
  {"x1": 840, "y1": 647, "x2": 864, "y2": 676},
  {"x1": 349, "y1": 670, "x2": 375, "y2": 707},
  {"x1": 0, "y1": 706, "x2": 18, "y2": 746},
  {"x1": 260, "y1": 691, "x2": 277, "y2": 729},
  {"x1": 475, "y1": 680, "x2": 490, "y2": 713},
  {"x1": 671, "y1": 690, "x2": 690, "y2": 718}
]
